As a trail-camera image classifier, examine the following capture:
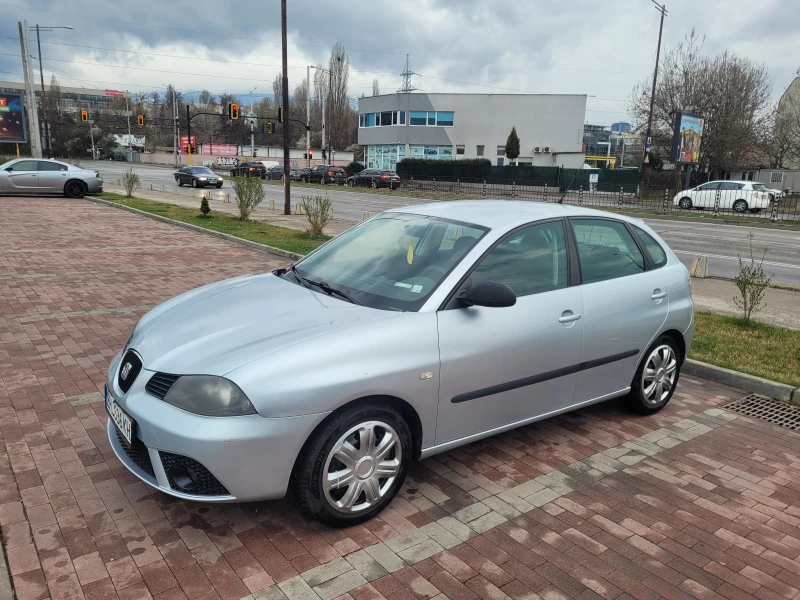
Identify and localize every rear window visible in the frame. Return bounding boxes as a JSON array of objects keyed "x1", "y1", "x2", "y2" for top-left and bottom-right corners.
[
  {"x1": 380, "y1": 170, "x2": 396, "y2": 175},
  {"x1": 631, "y1": 225, "x2": 667, "y2": 268}
]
